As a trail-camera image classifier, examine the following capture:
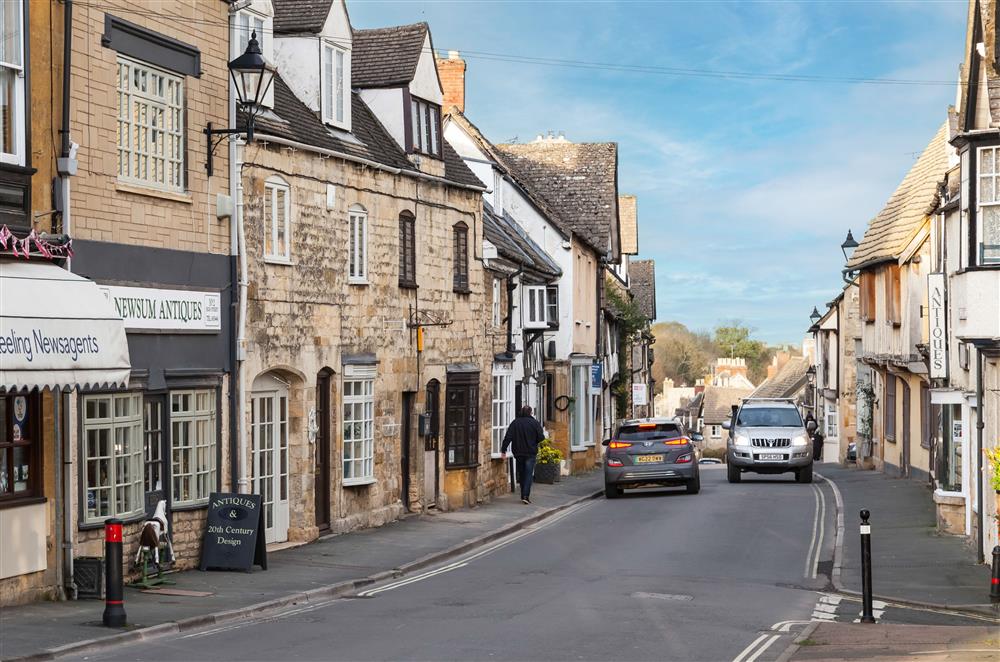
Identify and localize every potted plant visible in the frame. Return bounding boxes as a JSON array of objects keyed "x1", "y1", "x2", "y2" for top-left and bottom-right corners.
[{"x1": 534, "y1": 439, "x2": 562, "y2": 485}]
